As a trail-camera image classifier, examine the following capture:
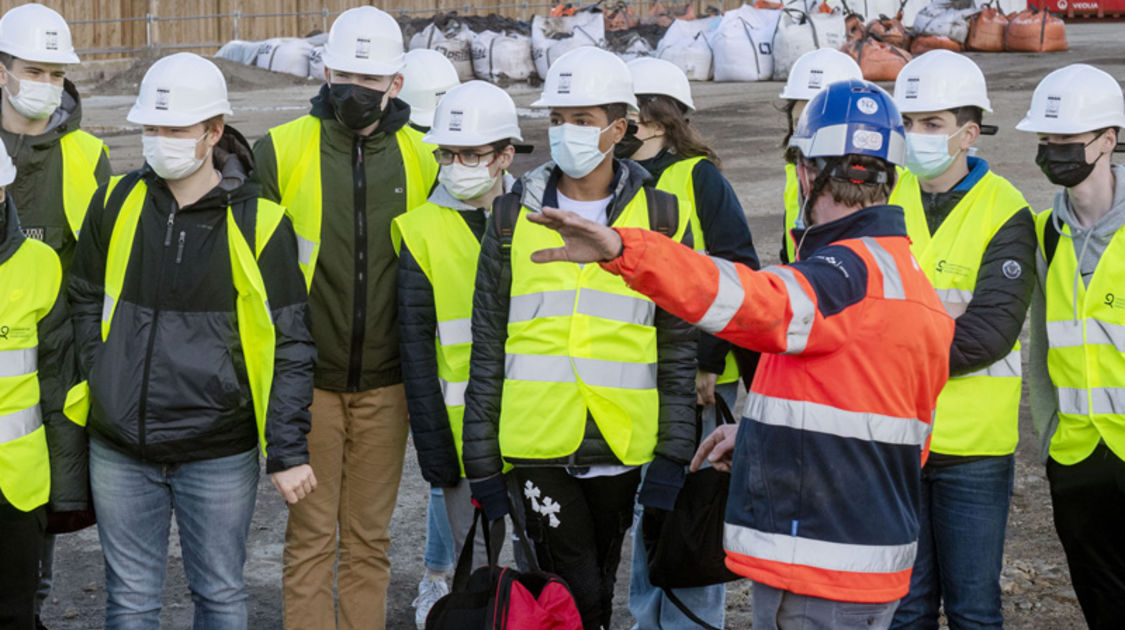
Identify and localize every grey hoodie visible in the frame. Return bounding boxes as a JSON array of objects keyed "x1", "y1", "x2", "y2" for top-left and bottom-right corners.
[{"x1": 1029, "y1": 163, "x2": 1125, "y2": 462}]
